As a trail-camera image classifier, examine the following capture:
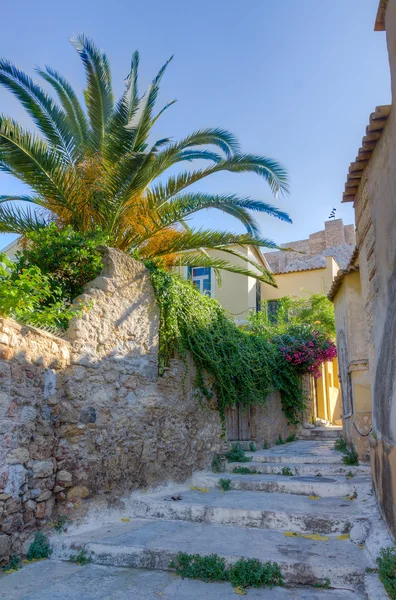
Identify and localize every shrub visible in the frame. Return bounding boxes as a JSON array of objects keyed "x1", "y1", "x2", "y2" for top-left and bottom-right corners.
[
  {"x1": 27, "y1": 532, "x2": 52, "y2": 560},
  {"x1": 285, "y1": 434, "x2": 296, "y2": 443},
  {"x1": 226, "y1": 444, "x2": 250, "y2": 463},
  {"x1": 377, "y1": 546, "x2": 396, "y2": 599},
  {"x1": 0, "y1": 253, "x2": 86, "y2": 330},
  {"x1": 275, "y1": 435, "x2": 285, "y2": 446},
  {"x1": 249, "y1": 442, "x2": 256, "y2": 452},
  {"x1": 16, "y1": 224, "x2": 106, "y2": 302}
]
